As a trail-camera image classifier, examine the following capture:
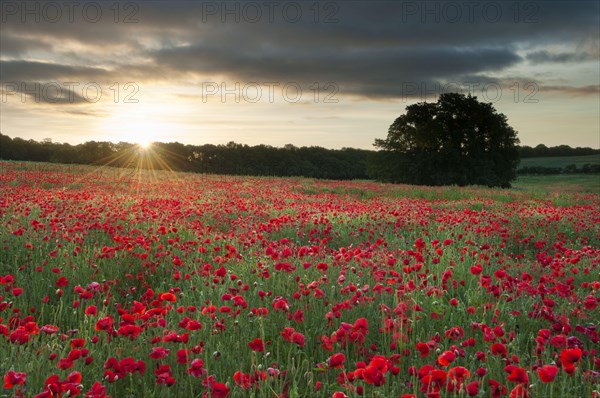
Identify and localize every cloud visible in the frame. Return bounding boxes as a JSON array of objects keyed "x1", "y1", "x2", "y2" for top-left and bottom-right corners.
[
  {"x1": 64, "y1": 109, "x2": 108, "y2": 117},
  {"x1": 526, "y1": 51, "x2": 596, "y2": 64},
  {"x1": 0, "y1": 60, "x2": 110, "y2": 82},
  {"x1": 0, "y1": 0, "x2": 597, "y2": 101},
  {"x1": 0, "y1": 59, "x2": 171, "y2": 94},
  {"x1": 153, "y1": 44, "x2": 522, "y2": 98},
  {"x1": 539, "y1": 85, "x2": 600, "y2": 96},
  {"x1": 0, "y1": 33, "x2": 55, "y2": 56},
  {"x1": 1, "y1": 80, "x2": 90, "y2": 104}
]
